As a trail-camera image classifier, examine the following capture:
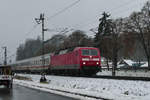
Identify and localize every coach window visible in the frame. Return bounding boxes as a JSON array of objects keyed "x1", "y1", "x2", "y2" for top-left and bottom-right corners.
[
  {"x1": 0, "y1": 68, "x2": 2, "y2": 75},
  {"x1": 46, "y1": 58, "x2": 48, "y2": 64},
  {"x1": 46, "y1": 58, "x2": 49, "y2": 64},
  {"x1": 40, "y1": 60, "x2": 42, "y2": 65},
  {"x1": 38, "y1": 60, "x2": 40, "y2": 65}
]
